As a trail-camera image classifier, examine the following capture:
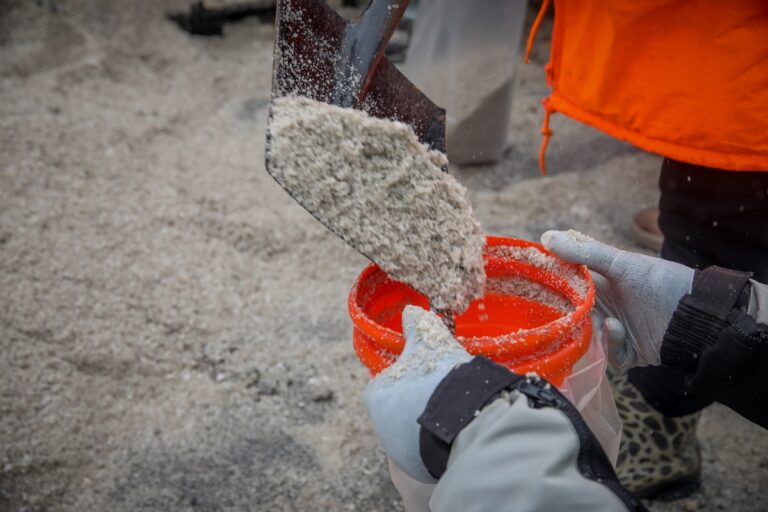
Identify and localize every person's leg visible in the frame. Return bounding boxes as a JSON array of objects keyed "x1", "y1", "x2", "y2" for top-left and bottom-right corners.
[
  {"x1": 616, "y1": 159, "x2": 768, "y2": 499},
  {"x1": 657, "y1": 159, "x2": 768, "y2": 280}
]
